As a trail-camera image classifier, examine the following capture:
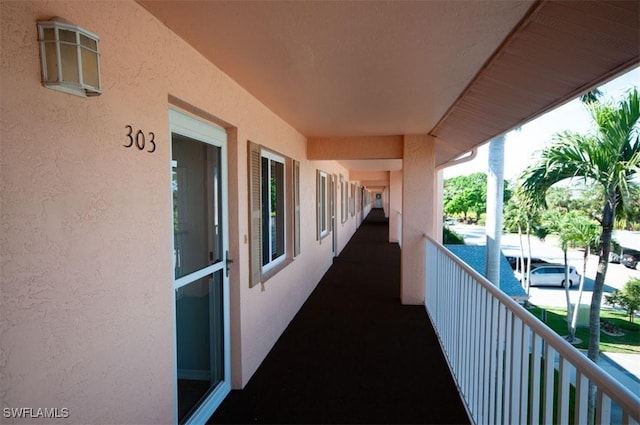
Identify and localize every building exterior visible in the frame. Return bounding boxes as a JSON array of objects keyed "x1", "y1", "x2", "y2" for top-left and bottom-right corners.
[{"x1": 1, "y1": 1, "x2": 638, "y2": 423}]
